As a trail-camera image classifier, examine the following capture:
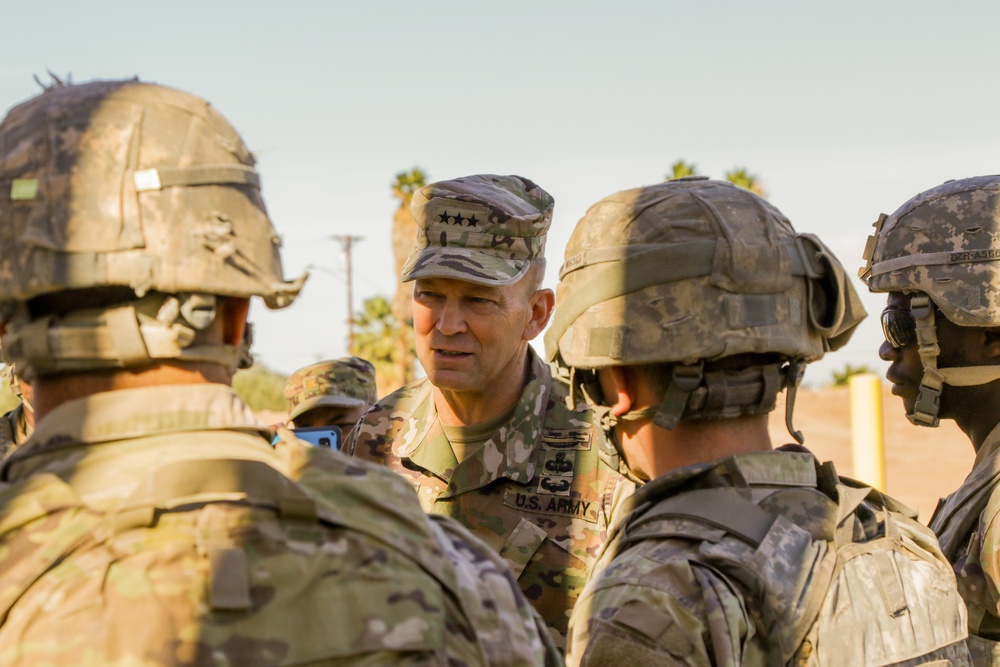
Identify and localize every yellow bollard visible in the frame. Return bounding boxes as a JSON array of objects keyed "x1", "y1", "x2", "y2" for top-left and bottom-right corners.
[{"x1": 849, "y1": 373, "x2": 886, "y2": 491}]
